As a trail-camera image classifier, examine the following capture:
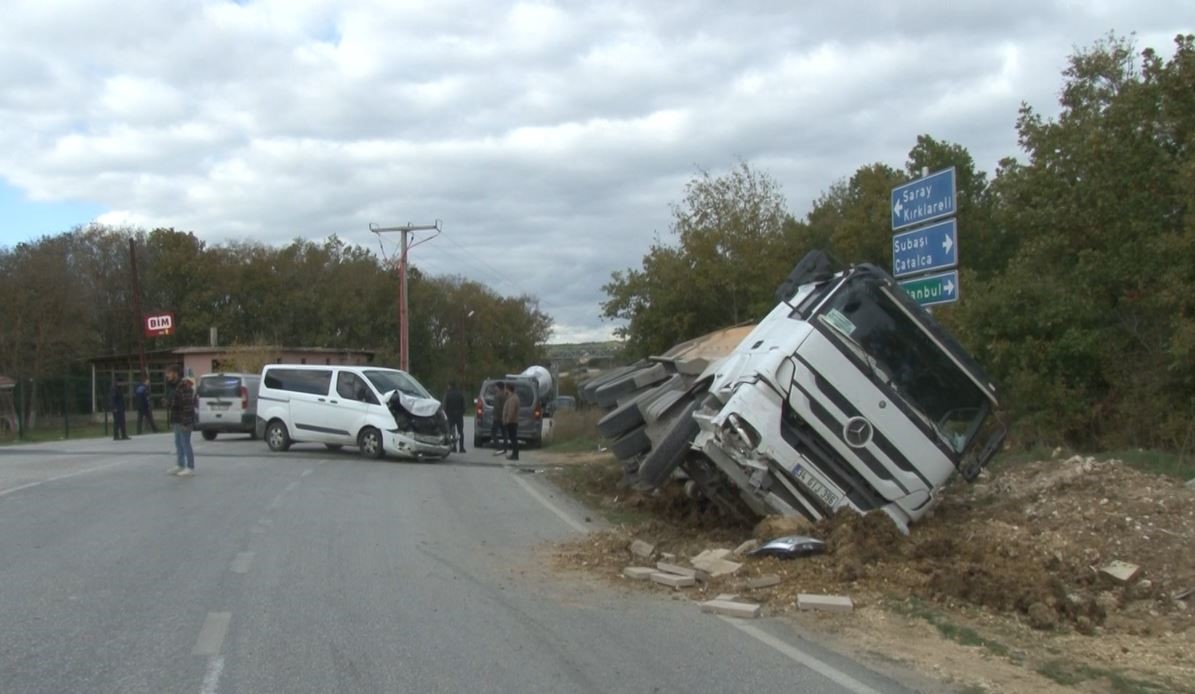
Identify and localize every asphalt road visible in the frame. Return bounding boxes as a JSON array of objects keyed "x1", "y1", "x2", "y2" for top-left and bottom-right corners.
[{"x1": 0, "y1": 420, "x2": 924, "y2": 694}]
